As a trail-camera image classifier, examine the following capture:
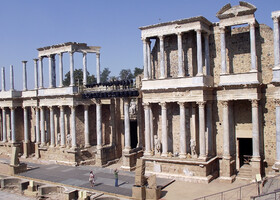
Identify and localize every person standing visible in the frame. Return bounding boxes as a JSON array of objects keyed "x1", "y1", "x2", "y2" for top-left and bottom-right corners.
[
  {"x1": 114, "y1": 169, "x2": 119, "y2": 187},
  {"x1": 89, "y1": 171, "x2": 95, "y2": 187}
]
